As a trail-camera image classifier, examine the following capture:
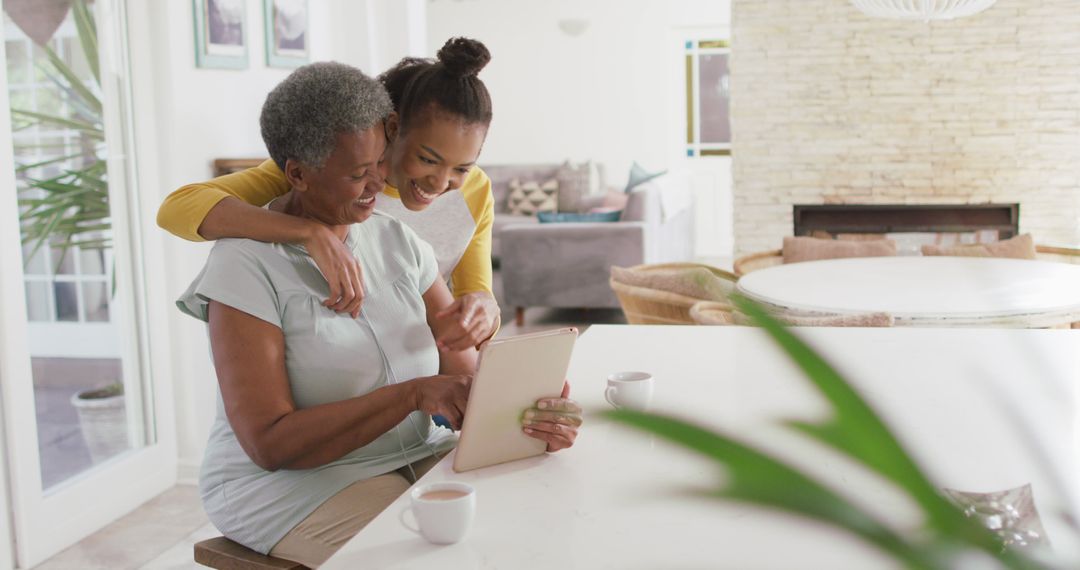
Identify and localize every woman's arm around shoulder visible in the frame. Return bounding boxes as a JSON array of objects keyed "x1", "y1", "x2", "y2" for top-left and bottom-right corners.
[
  {"x1": 157, "y1": 159, "x2": 289, "y2": 241},
  {"x1": 159, "y1": 160, "x2": 365, "y2": 316}
]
